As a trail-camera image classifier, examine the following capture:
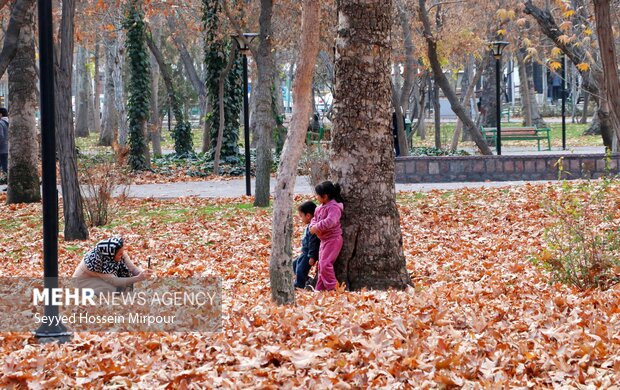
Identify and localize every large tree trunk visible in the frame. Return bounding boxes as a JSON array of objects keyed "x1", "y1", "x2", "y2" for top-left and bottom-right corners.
[
  {"x1": 55, "y1": 0, "x2": 88, "y2": 240},
  {"x1": 593, "y1": 0, "x2": 620, "y2": 147},
  {"x1": 75, "y1": 46, "x2": 90, "y2": 138},
  {"x1": 252, "y1": 0, "x2": 277, "y2": 208},
  {"x1": 7, "y1": 2, "x2": 40, "y2": 204},
  {"x1": 331, "y1": 0, "x2": 411, "y2": 291},
  {"x1": 0, "y1": 0, "x2": 37, "y2": 80},
  {"x1": 100, "y1": 30, "x2": 117, "y2": 147},
  {"x1": 270, "y1": 0, "x2": 320, "y2": 305},
  {"x1": 419, "y1": 0, "x2": 492, "y2": 155},
  {"x1": 92, "y1": 43, "x2": 102, "y2": 134}
]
